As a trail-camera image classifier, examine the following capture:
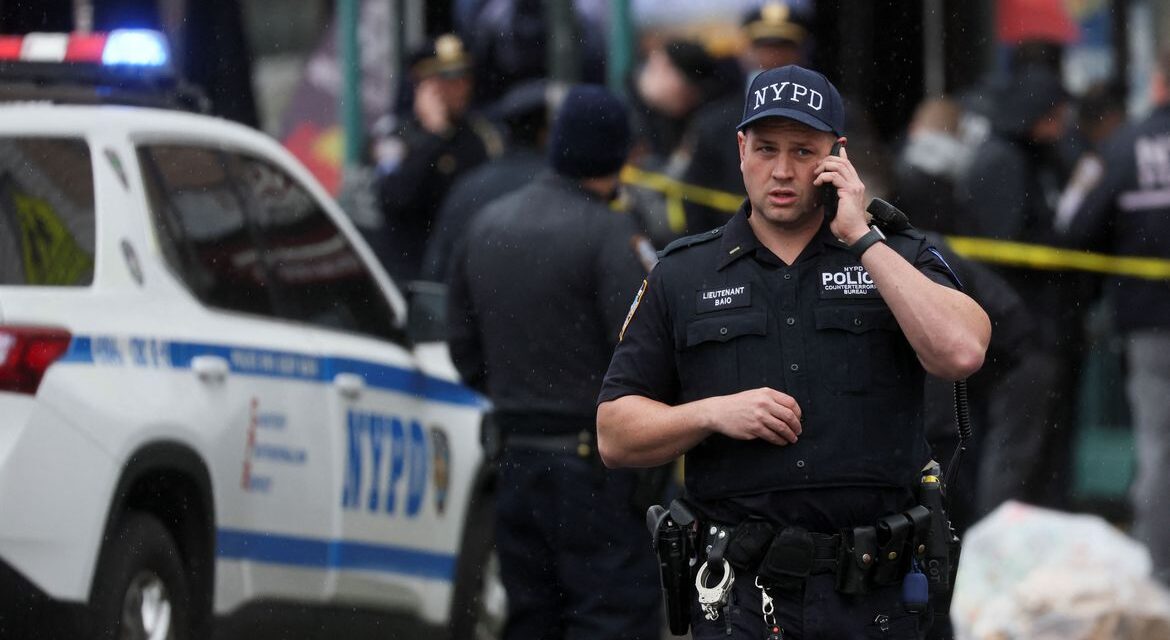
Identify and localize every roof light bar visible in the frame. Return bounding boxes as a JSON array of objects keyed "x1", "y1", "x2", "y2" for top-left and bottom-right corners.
[
  {"x1": 0, "y1": 30, "x2": 170, "y2": 68},
  {"x1": 21, "y1": 33, "x2": 69, "y2": 62}
]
